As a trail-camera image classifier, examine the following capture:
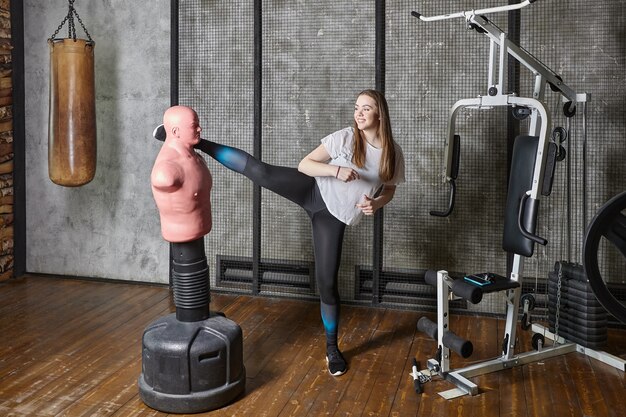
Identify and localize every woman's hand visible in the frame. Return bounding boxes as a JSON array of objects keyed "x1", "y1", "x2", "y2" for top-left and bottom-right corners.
[
  {"x1": 356, "y1": 185, "x2": 397, "y2": 215},
  {"x1": 355, "y1": 195, "x2": 379, "y2": 215},
  {"x1": 336, "y1": 166, "x2": 360, "y2": 183}
]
